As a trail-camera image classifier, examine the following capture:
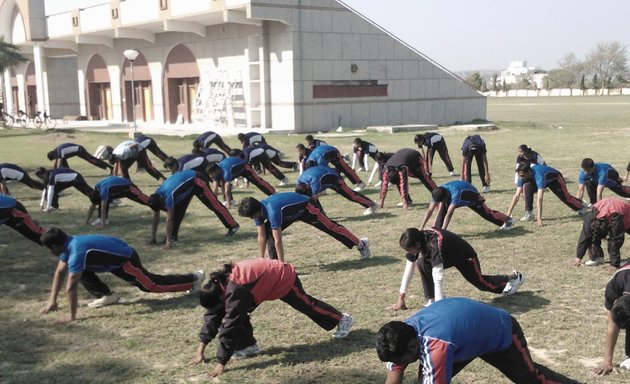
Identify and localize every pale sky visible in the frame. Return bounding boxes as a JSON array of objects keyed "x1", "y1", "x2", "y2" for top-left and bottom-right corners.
[
  {"x1": 341, "y1": 0, "x2": 630, "y2": 71},
  {"x1": 45, "y1": 0, "x2": 630, "y2": 72}
]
